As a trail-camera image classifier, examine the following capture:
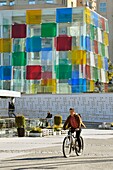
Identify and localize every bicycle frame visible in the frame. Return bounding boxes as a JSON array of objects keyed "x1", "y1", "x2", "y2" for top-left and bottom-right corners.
[{"x1": 62, "y1": 130, "x2": 84, "y2": 158}]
